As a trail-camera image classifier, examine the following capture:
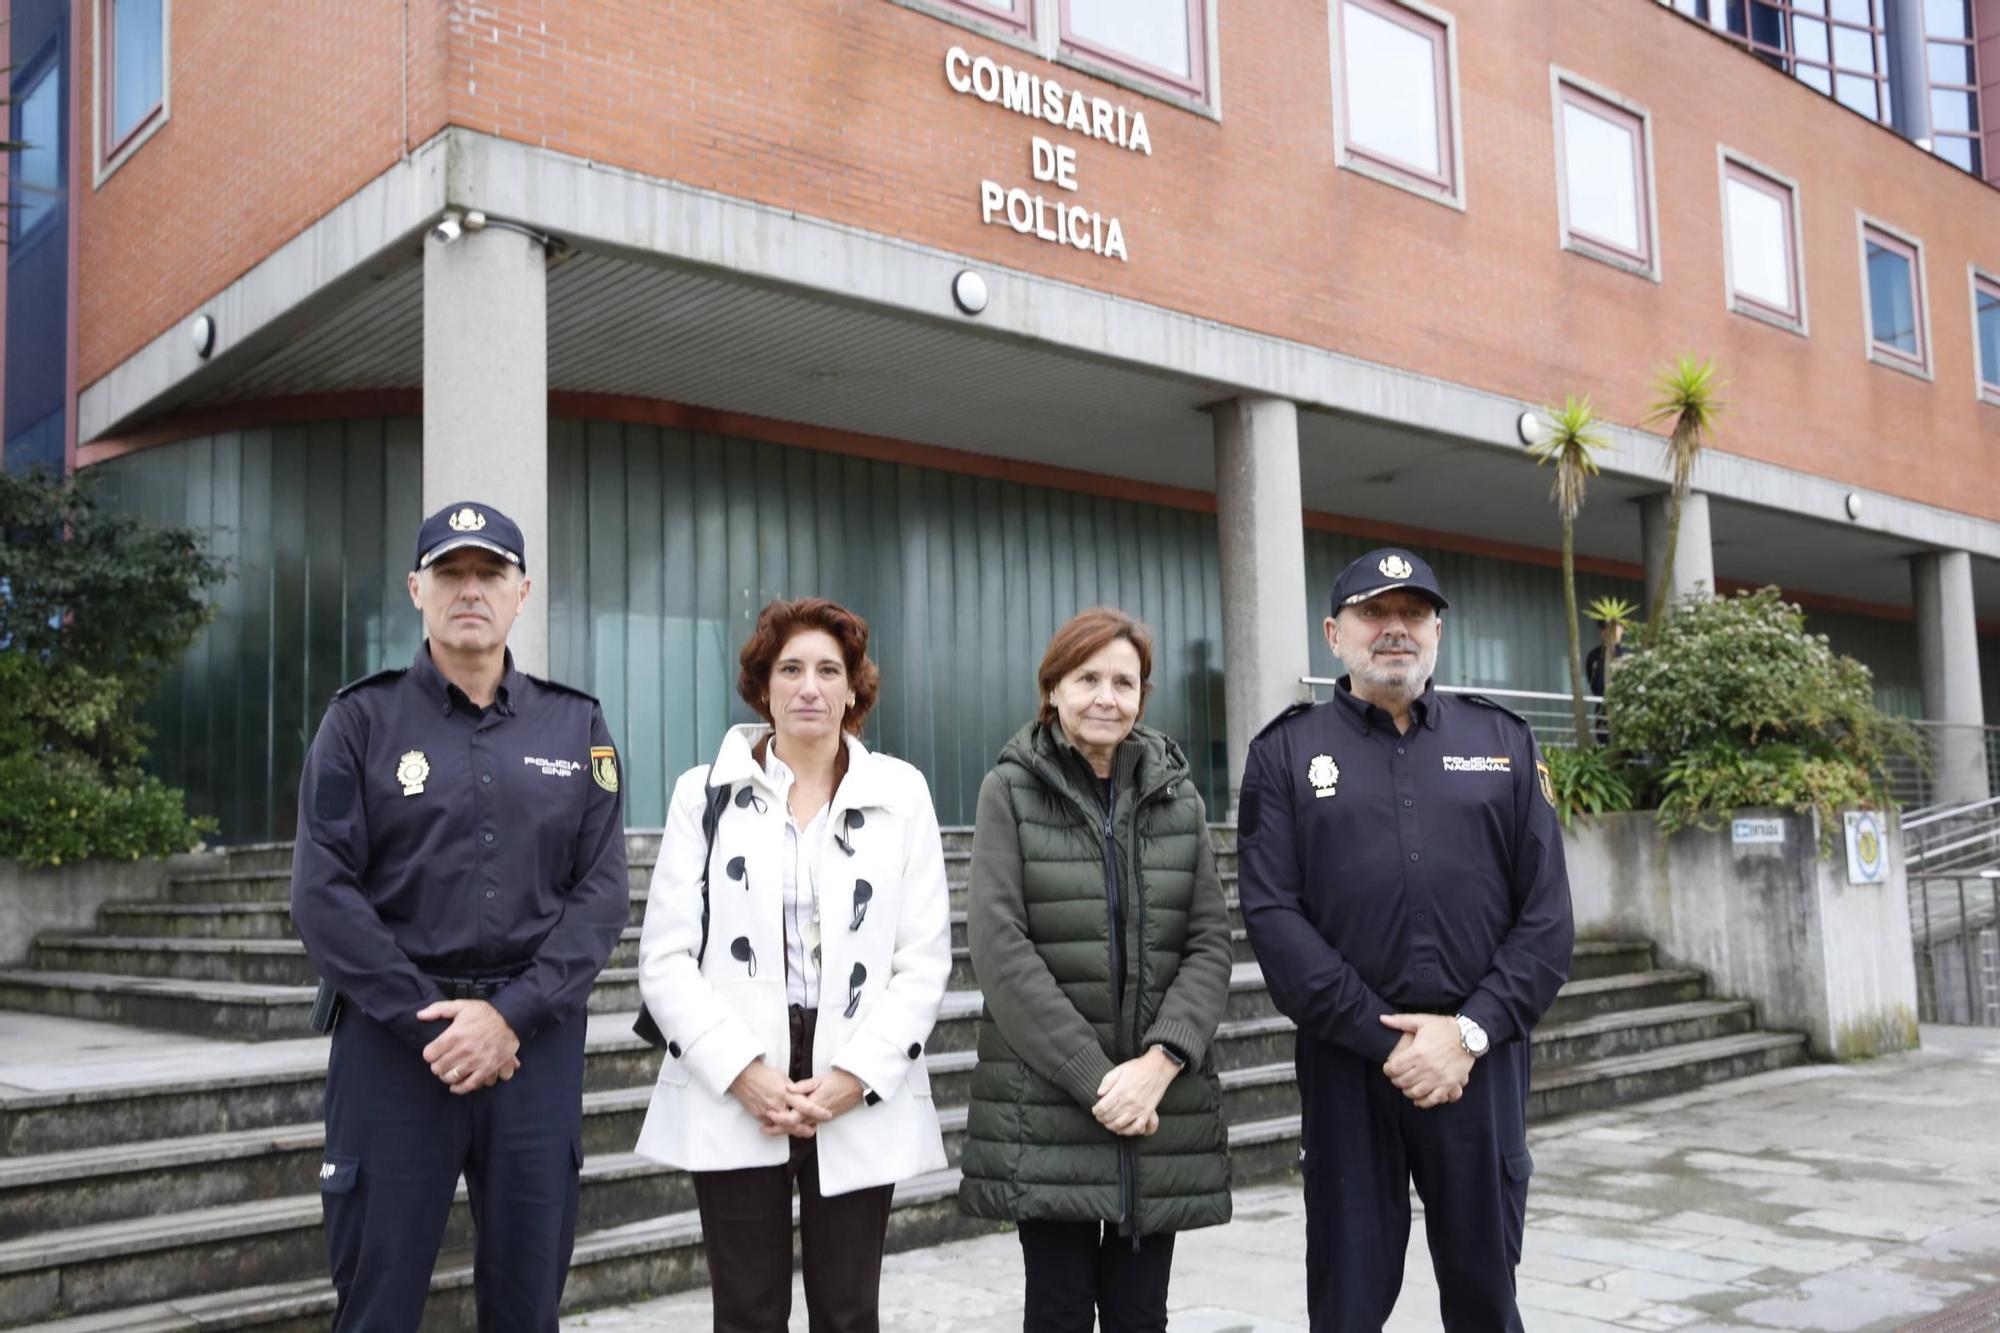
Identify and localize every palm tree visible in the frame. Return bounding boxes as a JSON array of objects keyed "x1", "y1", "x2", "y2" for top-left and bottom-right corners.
[
  {"x1": 1527, "y1": 396, "x2": 1610, "y2": 749},
  {"x1": 1642, "y1": 355, "x2": 1727, "y2": 647}
]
